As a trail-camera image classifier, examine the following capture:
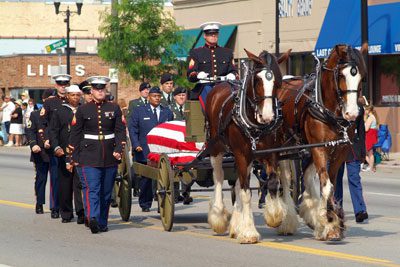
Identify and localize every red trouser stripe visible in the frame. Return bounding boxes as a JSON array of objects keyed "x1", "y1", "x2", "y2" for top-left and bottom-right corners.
[{"x1": 81, "y1": 166, "x2": 91, "y2": 221}]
